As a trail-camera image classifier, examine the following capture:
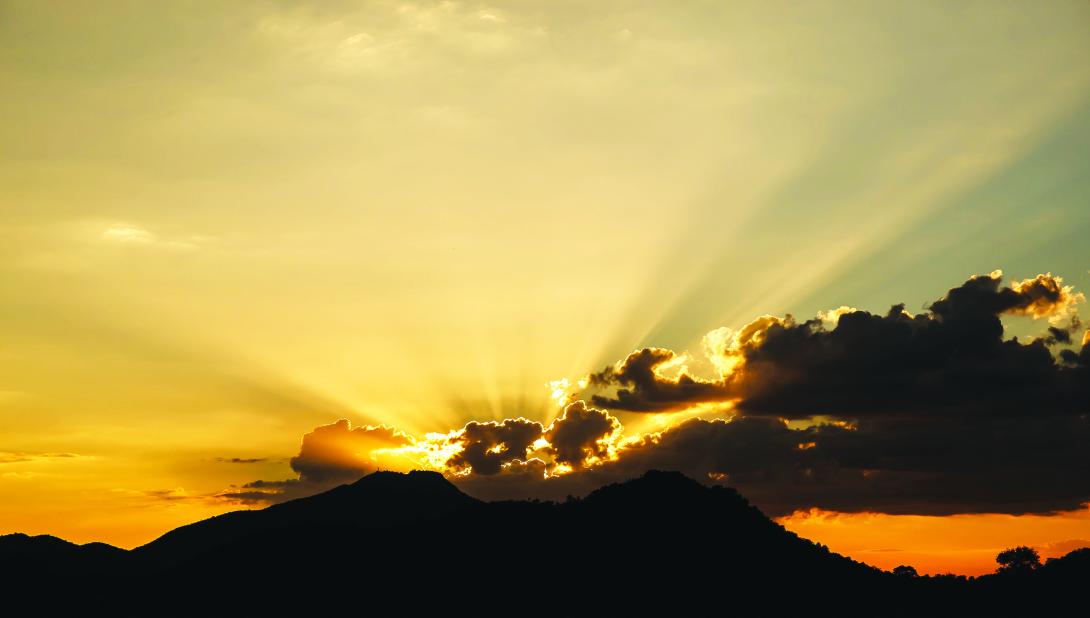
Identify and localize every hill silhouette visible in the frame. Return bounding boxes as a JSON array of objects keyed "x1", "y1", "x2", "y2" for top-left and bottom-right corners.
[{"x1": 1, "y1": 470, "x2": 1086, "y2": 615}]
